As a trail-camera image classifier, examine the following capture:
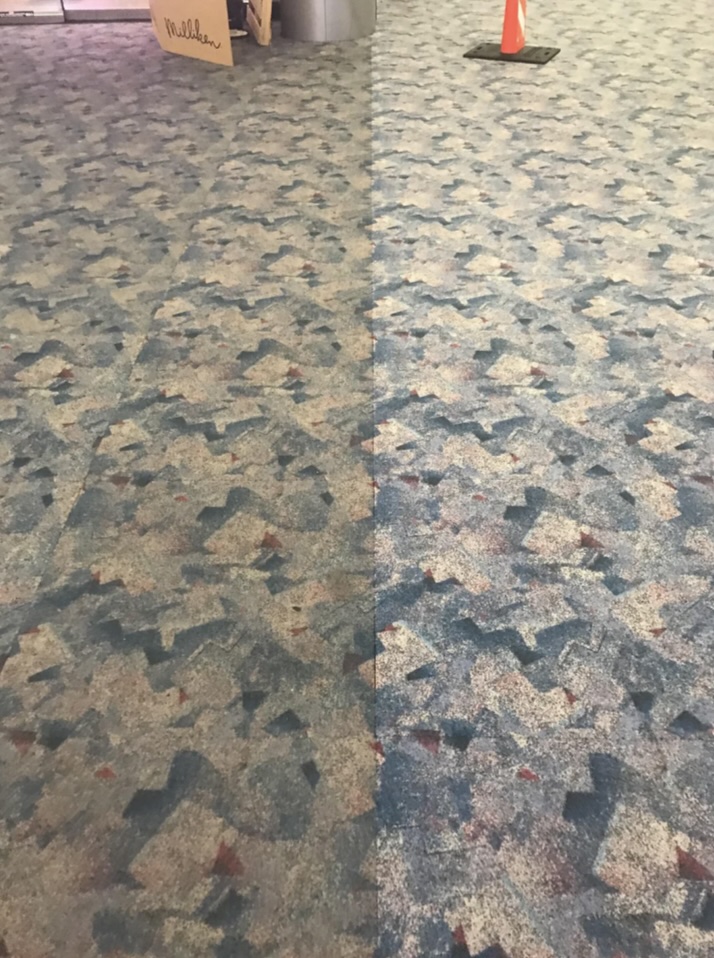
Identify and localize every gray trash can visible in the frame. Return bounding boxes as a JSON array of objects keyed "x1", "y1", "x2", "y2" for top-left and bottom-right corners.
[{"x1": 280, "y1": 0, "x2": 375, "y2": 42}]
